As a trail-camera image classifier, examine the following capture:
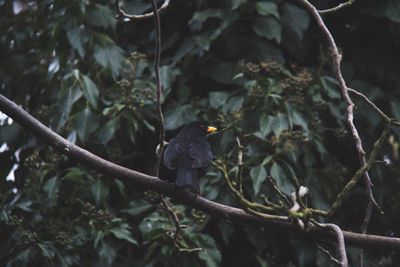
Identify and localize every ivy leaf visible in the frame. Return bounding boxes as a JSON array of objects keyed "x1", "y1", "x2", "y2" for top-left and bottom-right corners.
[
  {"x1": 81, "y1": 75, "x2": 99, "y2": 109},
  {"x1": 94, "y1": 43, "x2": 124, "y2": 79},
  {"x1": 72, "y1": 108, "x2": 100, "y2": 143},
  {"x1": 255, "y1": 2, "x2": 280, "y2": 19},
  {"x1": 121, "y1": 201, "x2": 154, "y2": 216},
  {"x1": 66, "y1": 26, "x2": 88, "y2": 58},
  {"x1": 198, "y1": 235, "x2": 221, "y2": 267},
  {"x1": 253, "y1": 17, "x2": 282, "y2": 43},
  {"x1": 96, "y1": 117, "x2": 120, "y2": 144},
  {"x1": 164, "y1": 105, "x2": 197, "y2": 130},
  {"x1": 43, "y1": 177, "x2": 59, "y2": 203},
  {"x1": 87, "y1": 4, "x2": 116, "y2": 29},
  {"x1": 110, "y1": 224, "x2": 138, "y2": 245},
  {"x1": 250, "y1": 164, "x2": 267, "y2": 195},
  {"x1": 98, "y1": 242, "x2": 116, "y2": 266},
  {"x1": 271, "y1": 113, "x2": 289, "y2": 136},
  {"x1": 270, "y1": 162, "x2": 293, "y2": 195},
  {"x1": 56, "y1": 85, "x2": 83, "y2": 130},
  {"x1": 91, "y1": 179, "x2": 109, "y2": 206},
  {"x1": 209, "y1": 92, "x2": 229, "y2": 109},
  {"x1": 282, "y1": 3, "x2": 310, "y2": 41}
]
